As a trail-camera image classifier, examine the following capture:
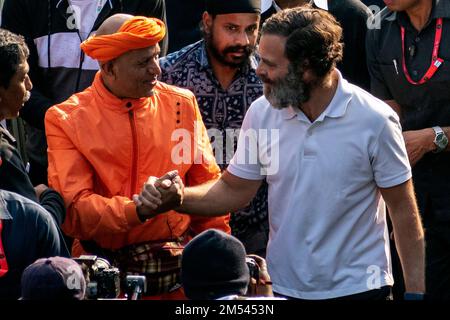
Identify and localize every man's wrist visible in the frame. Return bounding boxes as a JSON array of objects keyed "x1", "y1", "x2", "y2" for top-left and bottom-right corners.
[
  {"x1": 431, "y1": 126, "x2": 449, "y2": 153},
  {"x1": 425, "y1": 128, "x2": 437, "y2": 152},
  {"x1": 136, "y1": 205, "x2": 148, "y2": 223}
]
